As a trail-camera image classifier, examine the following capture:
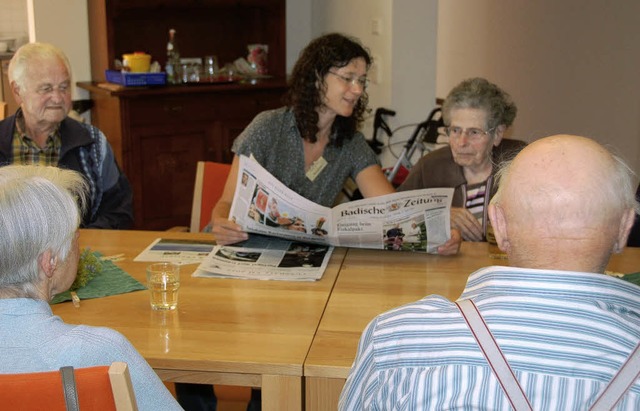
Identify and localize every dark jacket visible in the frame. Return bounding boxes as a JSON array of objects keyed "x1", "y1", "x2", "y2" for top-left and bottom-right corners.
[
  {"x1": 0, "y1": 112, "x2": 134, "y2": 229},
  {"x1": 398, "y1": 138, "x2": 527, "y2": 239}
]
